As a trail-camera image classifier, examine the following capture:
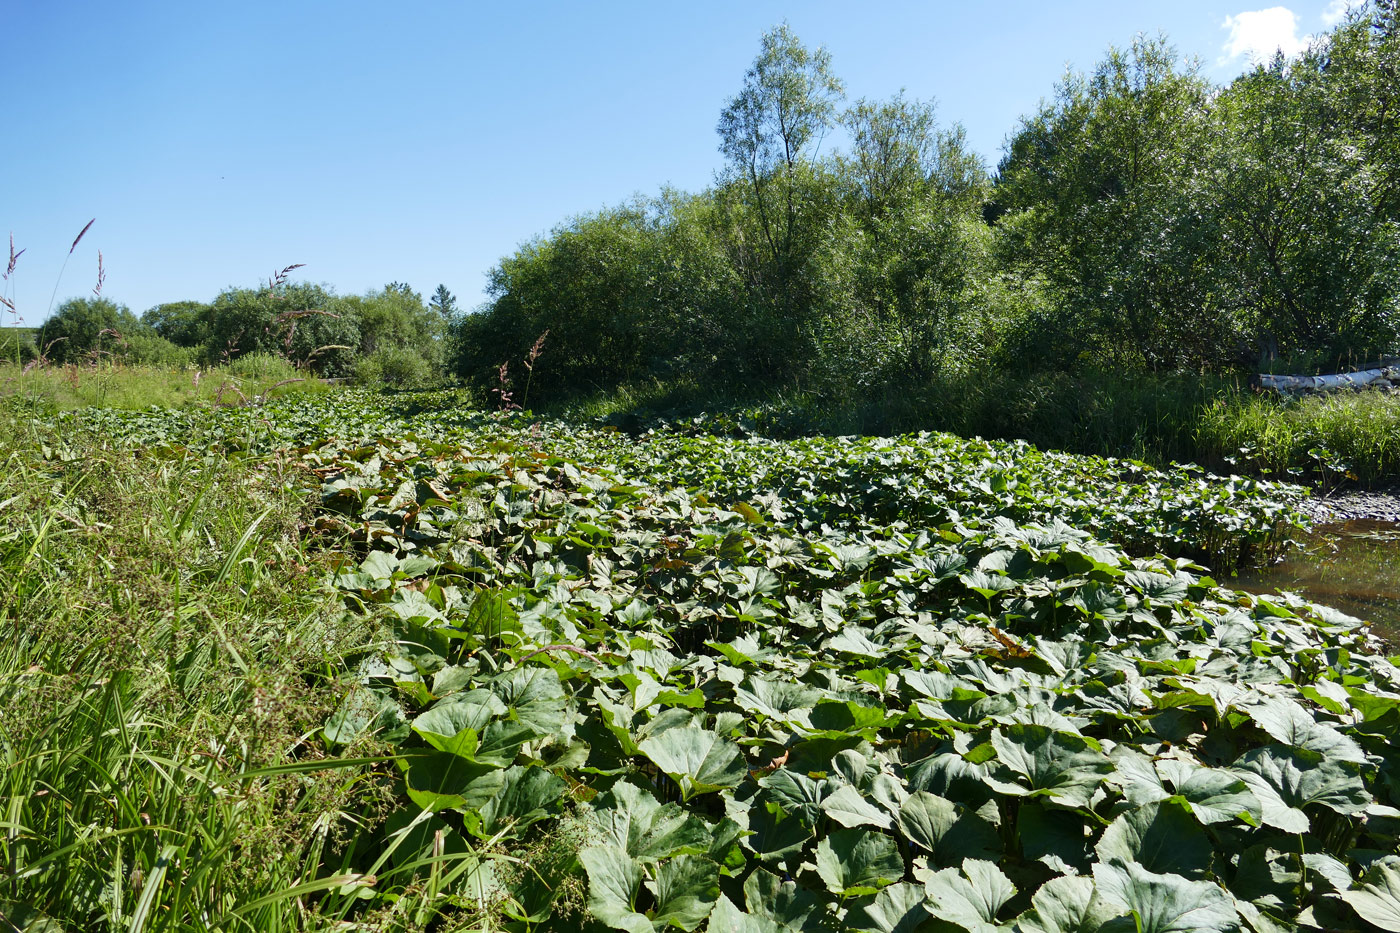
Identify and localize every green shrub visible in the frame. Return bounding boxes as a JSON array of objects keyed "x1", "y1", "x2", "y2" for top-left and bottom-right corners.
[
  {"x1": 225, "y1": 351, "x2": 301, "y2": 381},
  {"x1": 0, "y1": 328, "x2": 36, "y2": 363},
  {"x1": 122, "y1": 332, "x2": 196, "y2": 367},
  {"x1": 353, "y1": 345, "x2": 433, "y2": 388}
]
